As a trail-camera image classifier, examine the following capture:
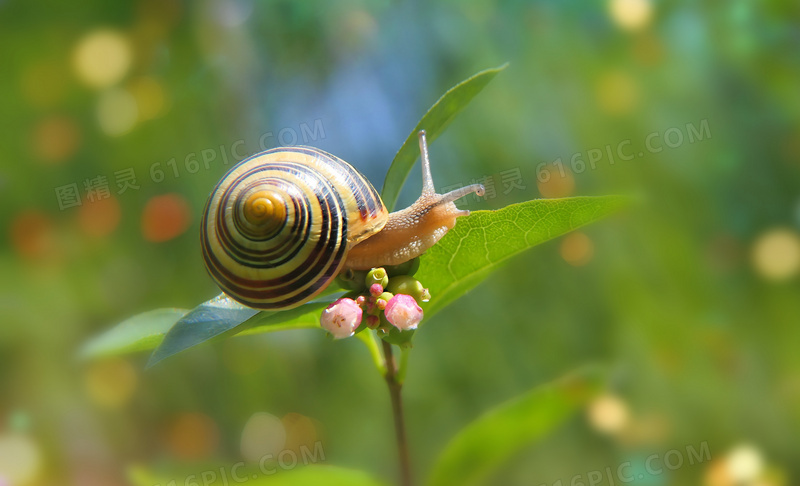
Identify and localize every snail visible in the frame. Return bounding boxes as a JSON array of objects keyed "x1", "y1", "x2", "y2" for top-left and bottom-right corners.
[{"x1": 201, "y1": 130, "x2": 485, "y2": 310}]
